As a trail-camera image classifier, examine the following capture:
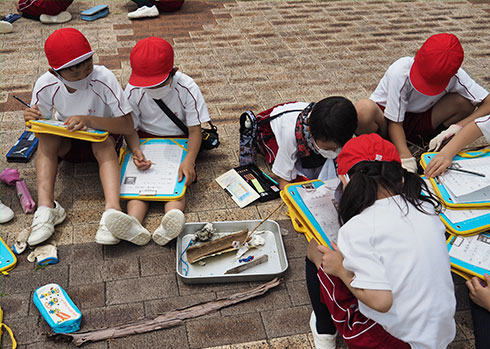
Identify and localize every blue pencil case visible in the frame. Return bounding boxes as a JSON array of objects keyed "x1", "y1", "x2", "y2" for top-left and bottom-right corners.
[
  {"x1": 81, "y1": 4, "x2": 109, "y2": 21},
  {"x1": 33, "y1": 283, "x2": 82, "y2": 333}
]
